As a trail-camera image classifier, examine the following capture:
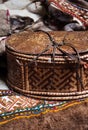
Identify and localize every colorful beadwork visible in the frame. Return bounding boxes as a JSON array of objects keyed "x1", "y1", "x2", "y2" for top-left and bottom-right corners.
[{"x1": 0, "y1": 89, "x2": 88, "y2": 125}]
